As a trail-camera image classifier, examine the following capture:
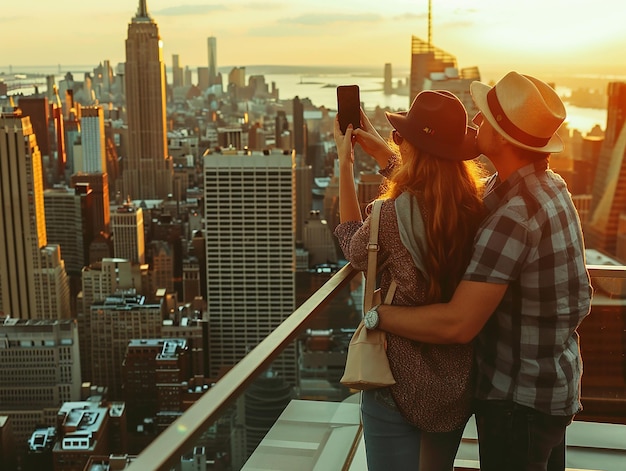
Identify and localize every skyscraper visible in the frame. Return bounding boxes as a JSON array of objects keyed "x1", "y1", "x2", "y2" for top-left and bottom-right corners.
[
  {"x1": 587, "y1": 82, "x2": 626, "y2": 255},
  {"x1": 71, "y1": 172, "x2": 111, "y2": 238},
  {"x1": 197, "y1": 67, "x2": 209, "y2": 90},
  {"x1": 44, "y1": 184, "x2": 93, "y2": 277},
  {"x1": 0, "y1": 112, "x2": 70, "y2": 319},
  {"x1": 49, "y1": 85, "x2": 67, "y2": 182},
  {"x1": 172, "y1": 54, "x2": 183, "y2": 88},
  {"x1": 16, "y1": 97, "x2": 51, "y2": 158},
  {"x1": 408, "y1": 34, "x2": 480, "y2": 119},
  {"x1": 207, "y1": 36, "x2": 217, "y2": 85},
  {"x1": 80, "y1": 106, "x2": 107, "y2": 173},
  {"x1": 293, "y1": 96, "x2": 305, "y2": 156},
  {"x1": 294, "y1": 157, "x2": 312, "y2": 245},
  {"x1": 384, "y1": 63, "x2": 393, "y2": 95},
  {"x1": 409, "y1": 35, "x2": 457, "y2": 104},
  {"x1": 123, "y1": 0, "x2": 172, "y2": 200},
  {"x1": 203, "y1": 150, "x2": 296, "y2": 384}
]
